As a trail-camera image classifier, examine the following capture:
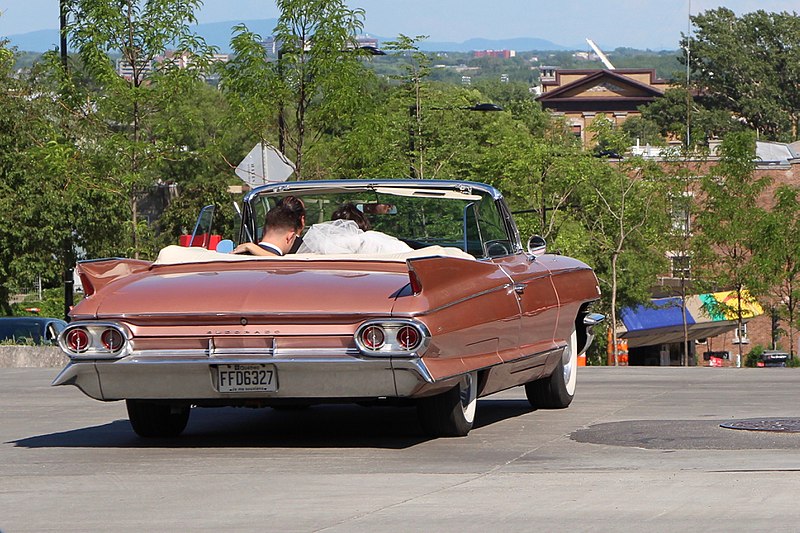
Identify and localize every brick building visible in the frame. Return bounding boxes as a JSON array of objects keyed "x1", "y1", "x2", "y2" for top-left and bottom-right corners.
[
  {"x1": 618, "y1": 141, "x2": 800, "y2": 366},
  {"x1": 473, "y1": 49, "x2": 516, "y2": 59},
  {"x1": 536, "y1": 68, "x2": 668, "y2": 147}
]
